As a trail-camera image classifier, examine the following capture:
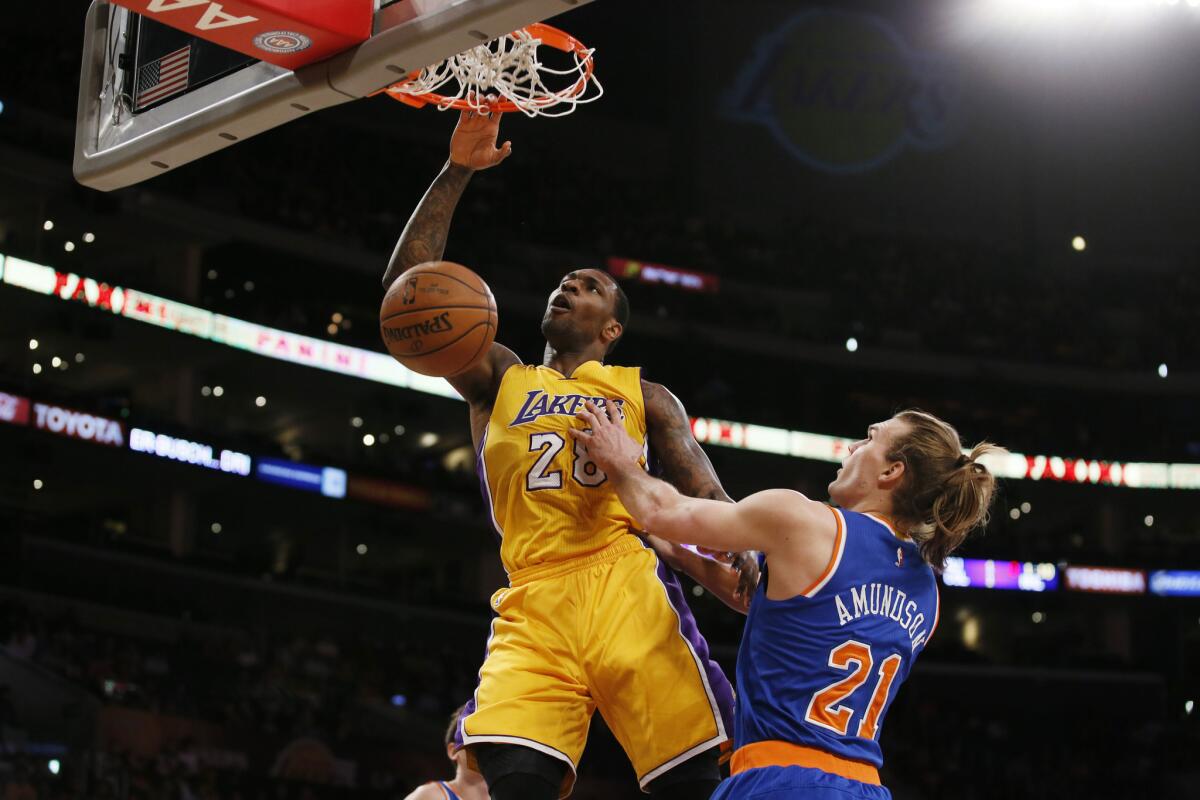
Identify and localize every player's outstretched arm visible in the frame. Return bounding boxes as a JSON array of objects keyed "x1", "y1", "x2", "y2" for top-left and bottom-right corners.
[
  {"x1": 384, "y1": 105, "x2": 518, "y2": 409},
  {"x1": 643, "y1": 533, "x2": 751, "y2": 614},
  {"x1": 382, "y1": 105, "x2": 512, "y2": 290},
  {"x1": 640, "y1": 381, "x2": 759, "y2": 598},
  {"x1": 572, "y1": 400, "x2": 822, "y2": 555},
  {"x1": 571, "y1": 400, "x2": 835, "y2": 563}
]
